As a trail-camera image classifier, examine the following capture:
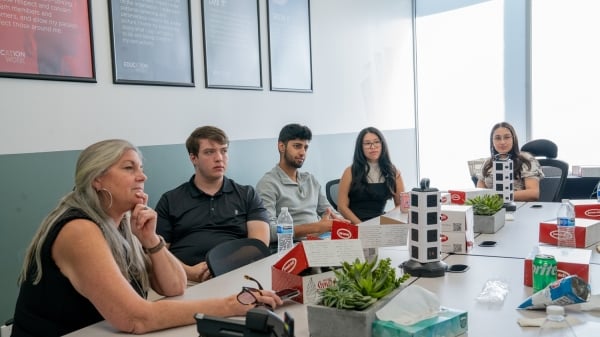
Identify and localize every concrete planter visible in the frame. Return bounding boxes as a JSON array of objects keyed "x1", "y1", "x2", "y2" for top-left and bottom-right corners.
[
  {"x1": 307, "y1": 286, "x2": 403, "y2": 337},
  {"x1": 473, "y1": 208, "x2": 506, "y2": 233}
]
